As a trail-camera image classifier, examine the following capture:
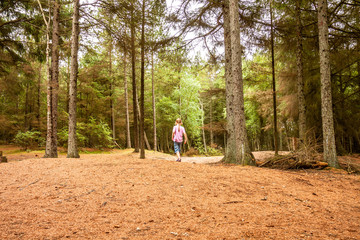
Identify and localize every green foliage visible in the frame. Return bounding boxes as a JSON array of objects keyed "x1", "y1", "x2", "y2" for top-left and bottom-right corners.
[
  {"x1": 85, "y1": 117, "x2": 114, "y2": 148},
  {"x1": 175, "y1": 73, "x2": 203, "y2": 140},
  {"x1": 13, "y1": 130, "x2": 45, "y2": 150},
  {"x1": 58, "y1": 123, "x2": 87, "y2": 148},
  {"x1": 197, "y1": 146, "x2": 223, "y2": 156},
  {"x1": 58, "y1": 118, "x2": 113, "y2": 149}
]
